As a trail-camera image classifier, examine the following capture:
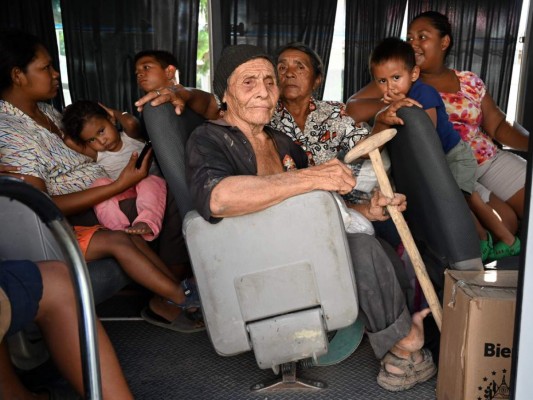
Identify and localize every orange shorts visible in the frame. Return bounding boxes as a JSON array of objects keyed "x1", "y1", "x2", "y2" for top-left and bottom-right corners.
[{"x1": 73, "y1": 225, "x2": 103, "y2": 257}]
